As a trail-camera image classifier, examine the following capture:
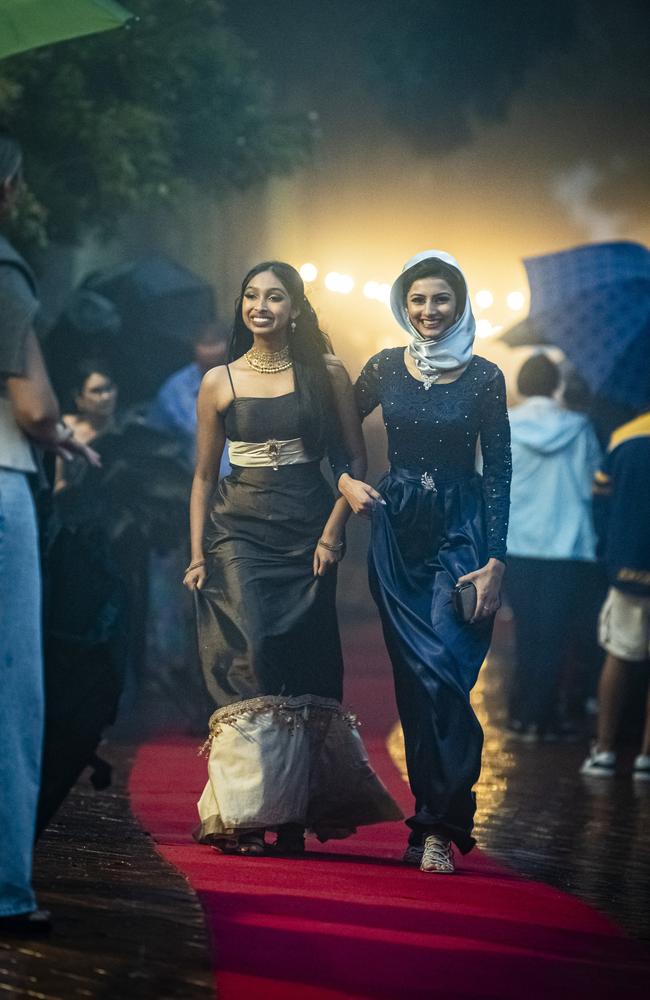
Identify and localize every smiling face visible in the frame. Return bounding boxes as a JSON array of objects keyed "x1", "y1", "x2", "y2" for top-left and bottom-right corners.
[
  {"x1": 406, "y1": 277, "x2": 458, "y2": 340},
  {"x1": 241, "y1": 269, "x2": 298, "y2": 340},
  {"x1": 75, "y1": 372, "x2": 118, "y2": 420}
]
